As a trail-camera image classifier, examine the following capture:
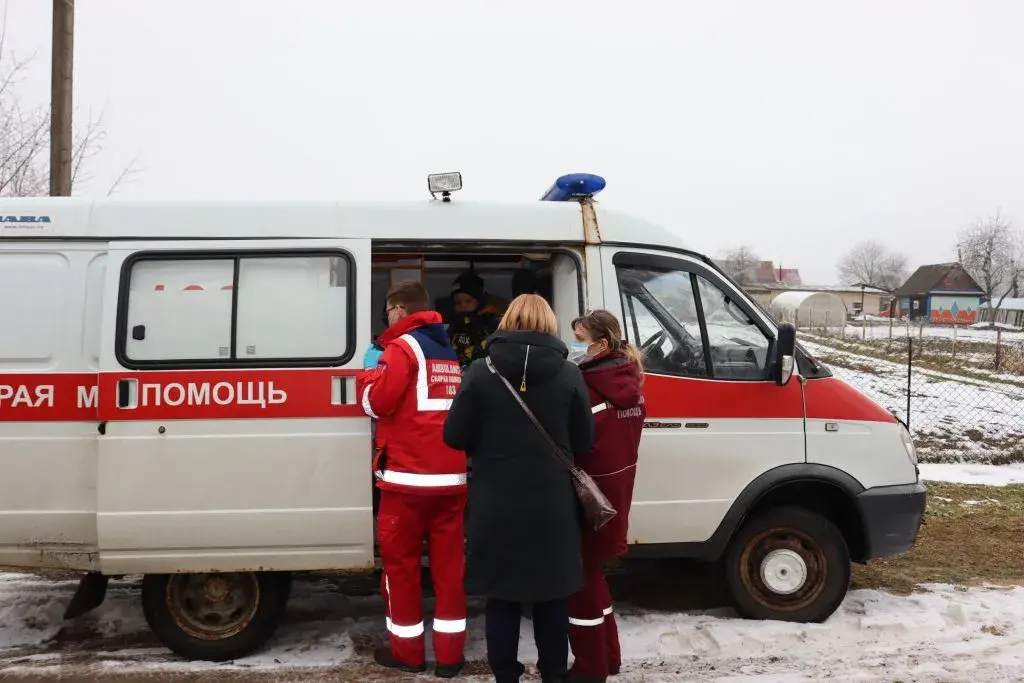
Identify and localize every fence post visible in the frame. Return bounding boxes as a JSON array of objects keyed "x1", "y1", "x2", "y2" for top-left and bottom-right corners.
[
  {"x1": 995, "y1": 328, "x2": 1003, "y2": 373},
  {"x1": 889, "y1": 307, "x2": 894, "y2": 340},
  {"x1": 906, "y1": 336, "x2": 913, "y2": 430},
  {"x1": 951, "y1": 324, "x2": 957, "y2": 361}
]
